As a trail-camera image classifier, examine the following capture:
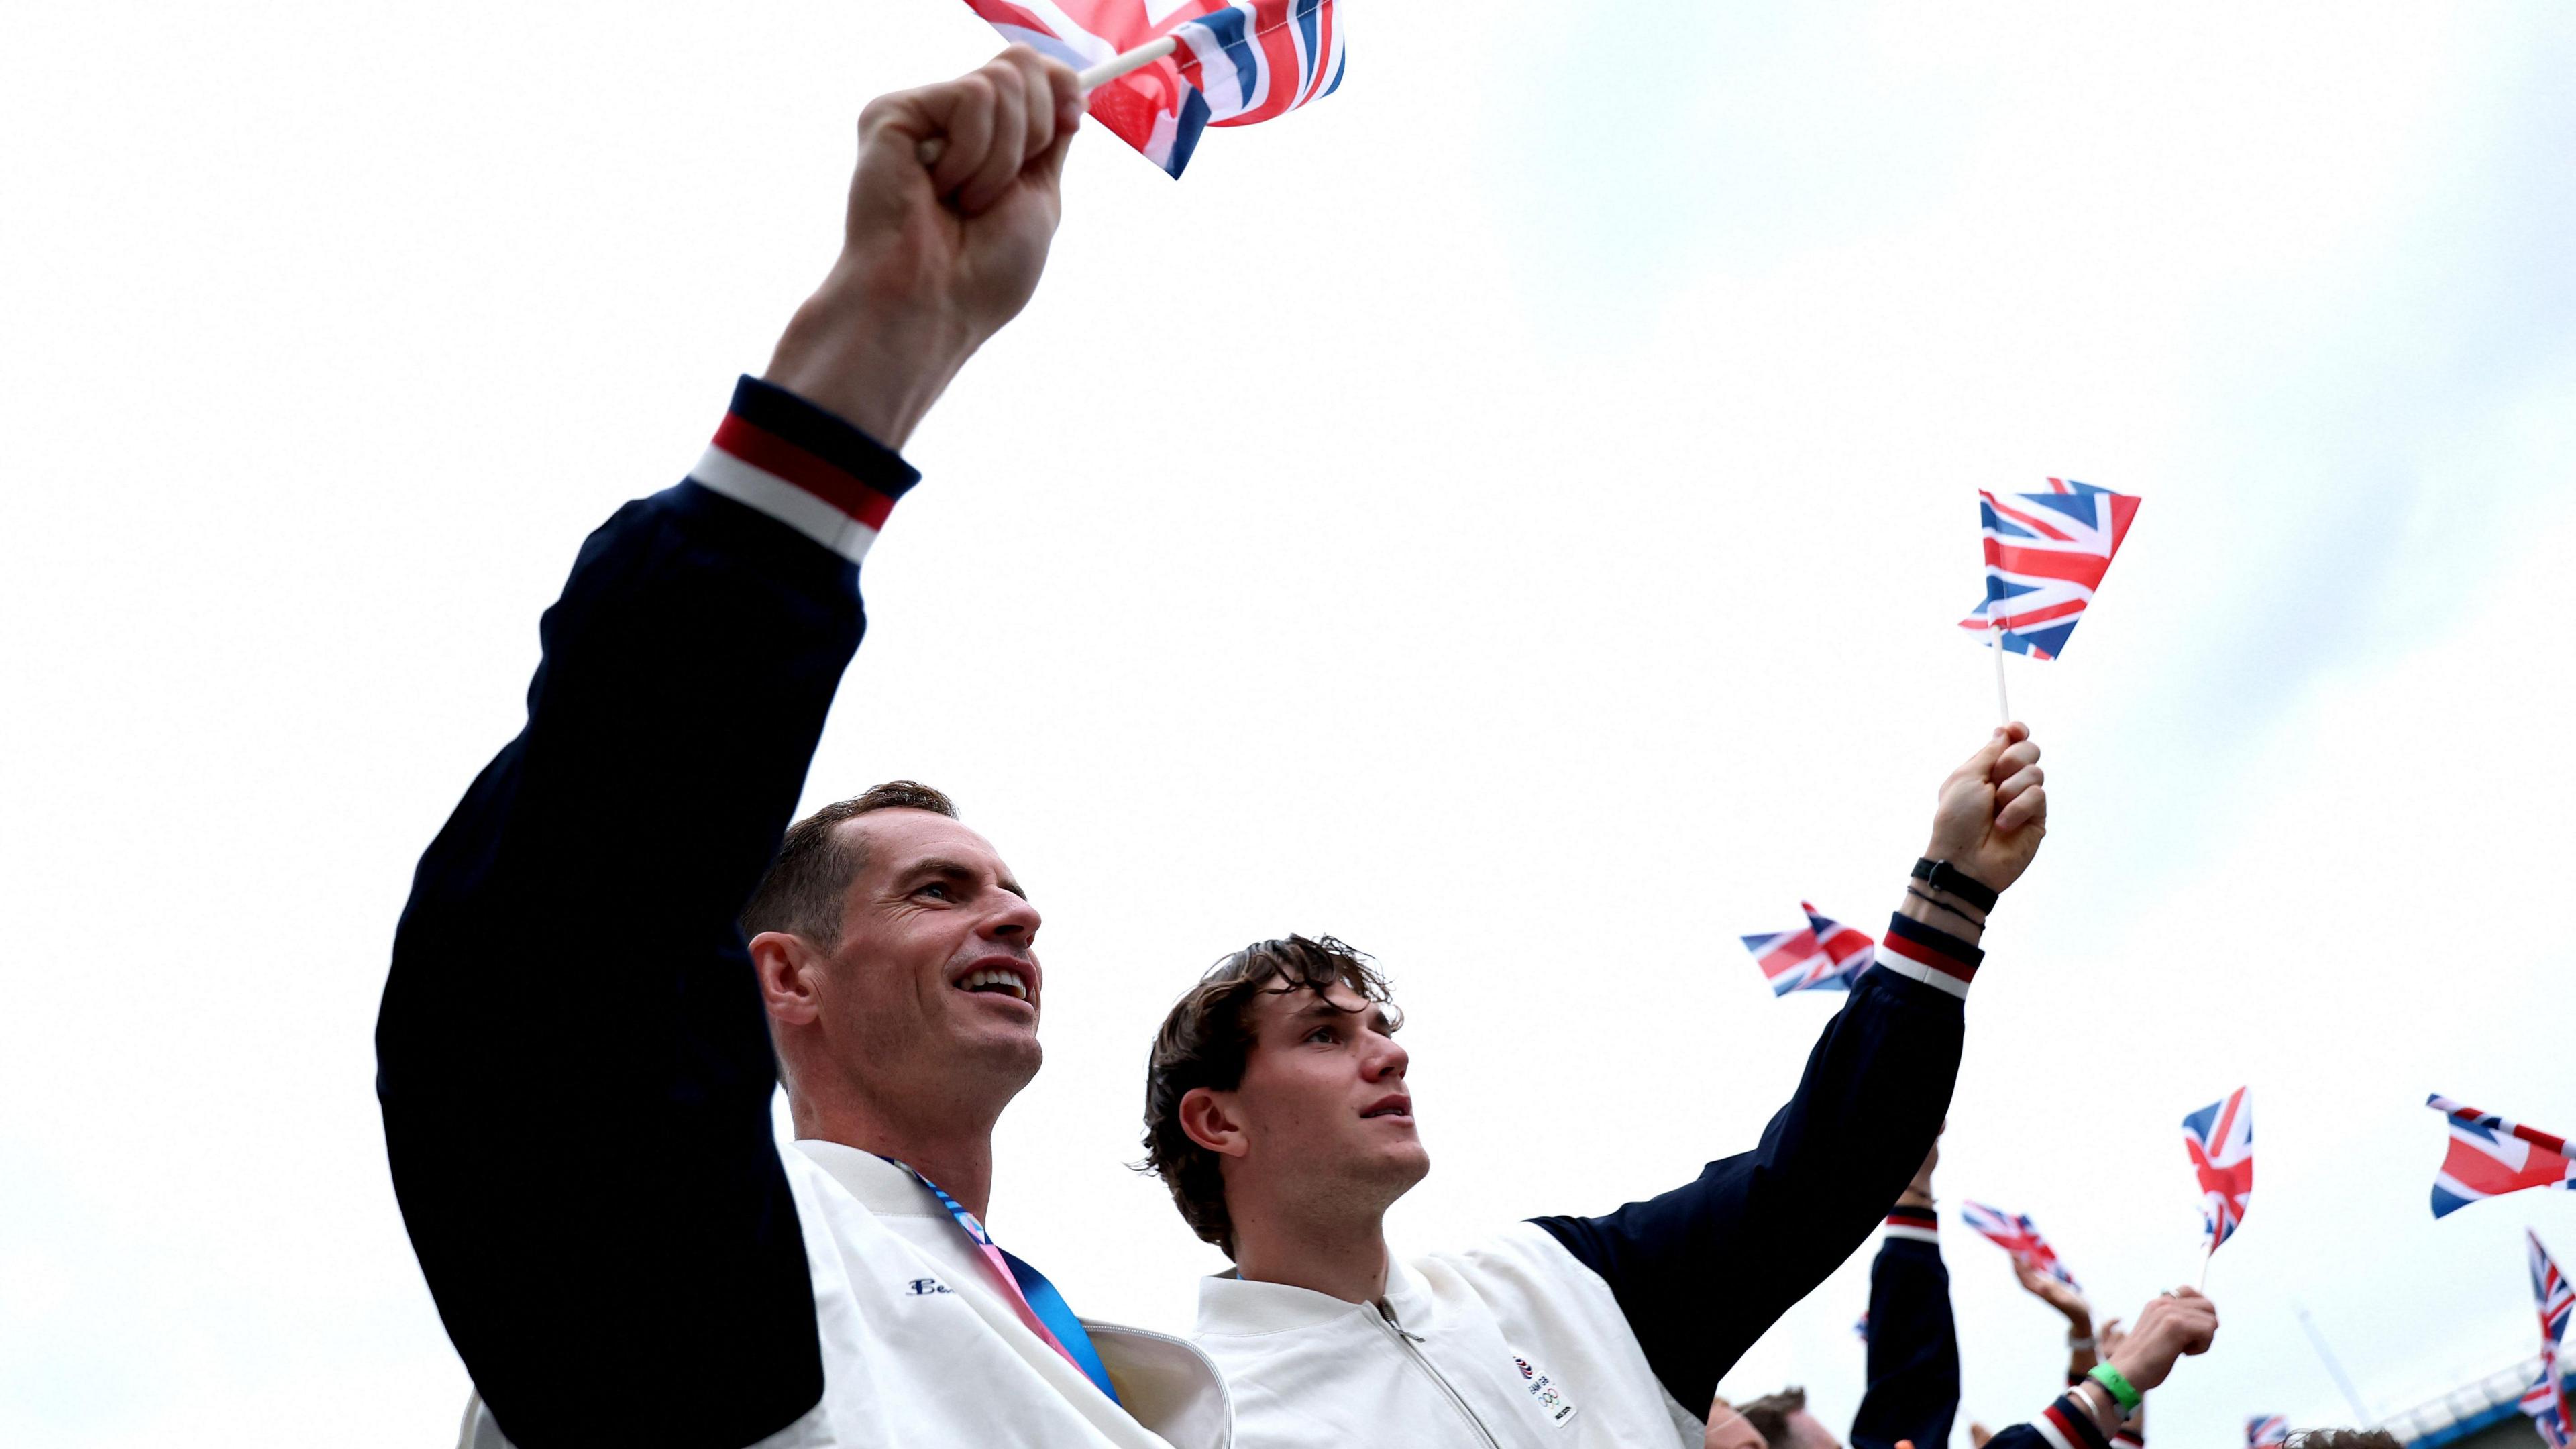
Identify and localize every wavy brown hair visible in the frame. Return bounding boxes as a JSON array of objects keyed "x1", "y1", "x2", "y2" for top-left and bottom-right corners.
[{"x1": 1139, "y1": 935, "x2": 1398, "y2": 1257}]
